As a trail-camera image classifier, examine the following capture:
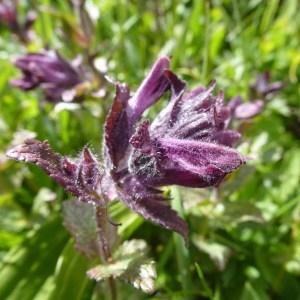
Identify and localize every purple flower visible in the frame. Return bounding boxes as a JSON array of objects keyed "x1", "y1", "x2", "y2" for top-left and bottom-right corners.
[
  {"x1": 10, "y1": 51, "x2": 82, "y2": 102},
  {"x1": 251, "y1": 71, "x2": 284, "y2": 98},
  {"x1": 7, "y1": 57, "x2": 246, "y2": 242},
  {"x1": 128, "y1": 71, "x2": 244, "y2": 187},
  {"x1": 0, "y1": 2, "x2": 36, "y2": 43},
  {"x1": 225, "y1": 72, "x2": 283, "y2": 123},
  {"x1": 0, "y1": 2, "x2": 18, "y2": 30},
  {"x1": 227, "y1": 96, "x2": 264, "y2": 120}
]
